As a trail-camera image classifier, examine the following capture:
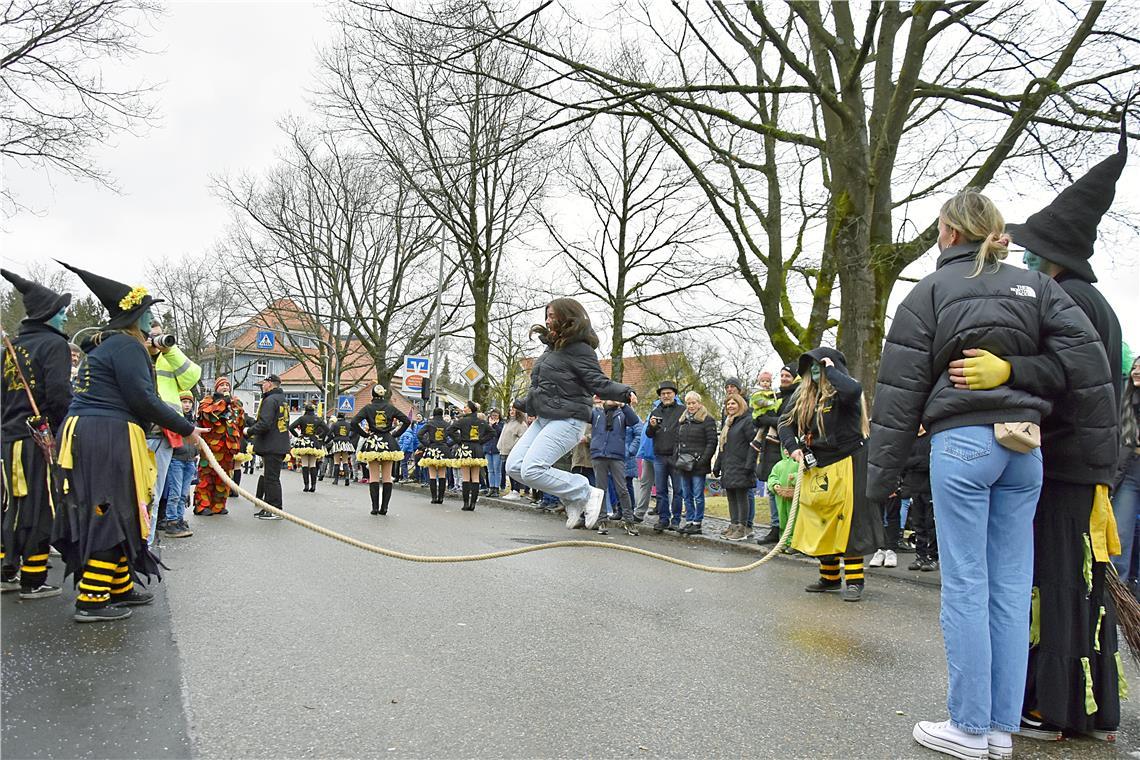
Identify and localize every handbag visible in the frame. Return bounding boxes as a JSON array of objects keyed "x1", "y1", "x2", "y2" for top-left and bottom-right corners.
[
  {"x1": 994, "y1": 422, "x2": 1040, "y2": 454},
  {"x1": 674, "y1": 451, "x2": 699, "y2": 472}
]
